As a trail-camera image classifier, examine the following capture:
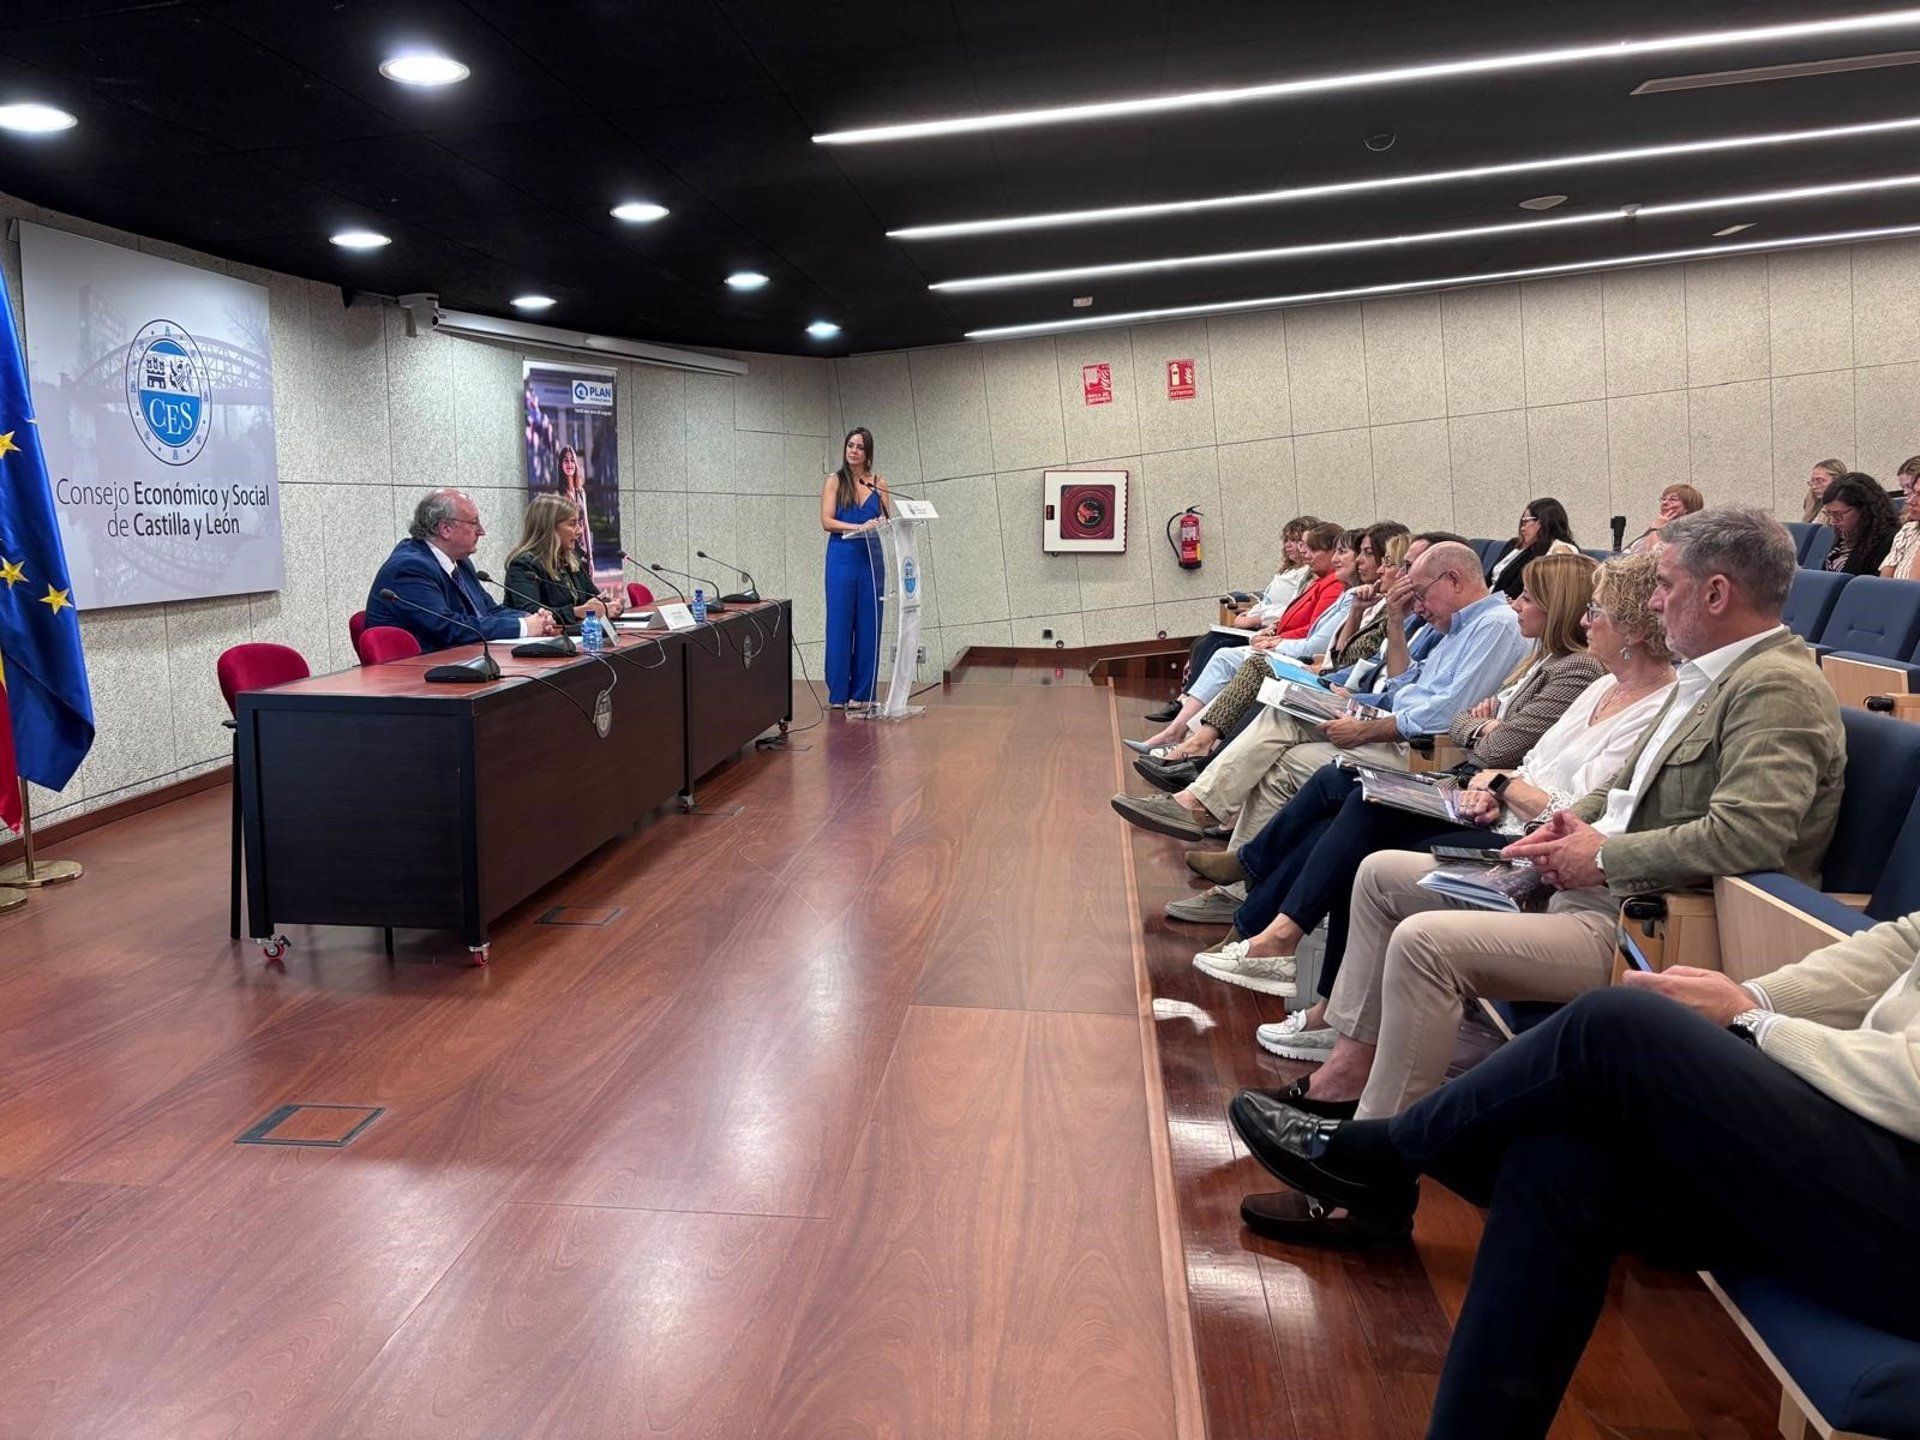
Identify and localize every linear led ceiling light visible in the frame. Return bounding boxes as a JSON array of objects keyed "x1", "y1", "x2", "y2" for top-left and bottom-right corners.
[
  {"x1": 961, "y1": 223, "x2": 1920, "y2": 340},
  {"x1": 931, "y1": 172, "x2": 1920, "y2": 292},
  {"x1": 818, "y1": 9, "x2": 1920, "y2": 144},
  {"x1": 889, "y1": 114, "x2": 1920, "y2": 239}
]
